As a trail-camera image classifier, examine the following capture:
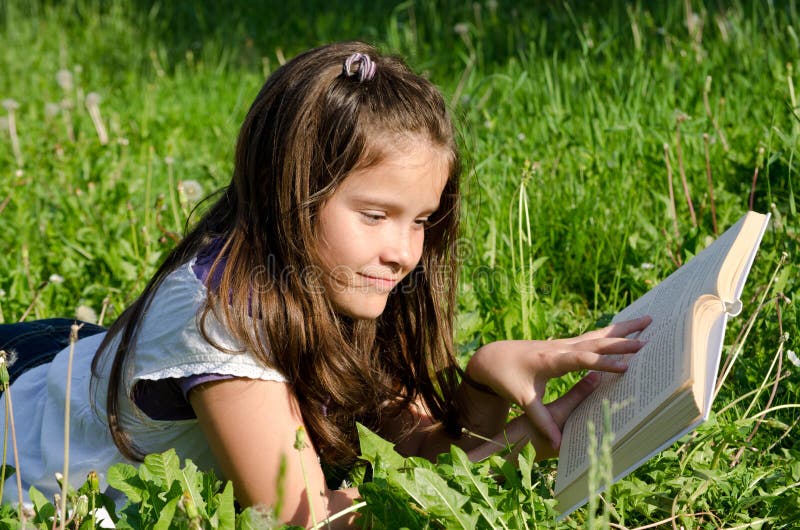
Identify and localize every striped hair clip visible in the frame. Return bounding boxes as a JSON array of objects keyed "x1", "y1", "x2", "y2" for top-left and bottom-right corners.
[{"x1": 342, "y1": 53, "x2": 377, "y2": 82}]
